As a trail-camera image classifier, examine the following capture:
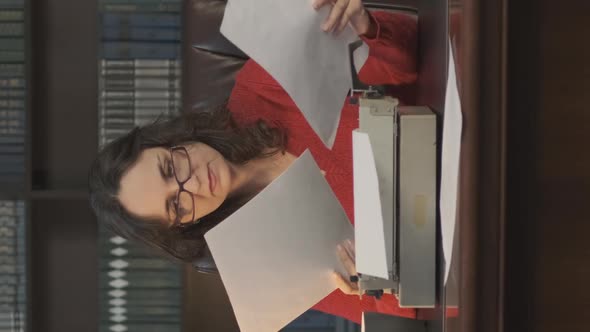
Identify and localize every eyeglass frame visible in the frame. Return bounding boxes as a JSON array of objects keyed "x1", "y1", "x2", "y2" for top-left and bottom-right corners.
[{"x1": 168, "y1": 146, "x2": 200, "y2": 230}]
